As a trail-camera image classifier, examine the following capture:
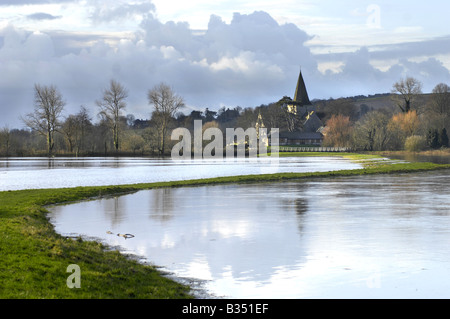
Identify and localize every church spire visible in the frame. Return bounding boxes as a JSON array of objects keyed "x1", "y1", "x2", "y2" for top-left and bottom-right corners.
[{"x1": 293, "y1": 69, "x2": 311, "y2": 106}]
